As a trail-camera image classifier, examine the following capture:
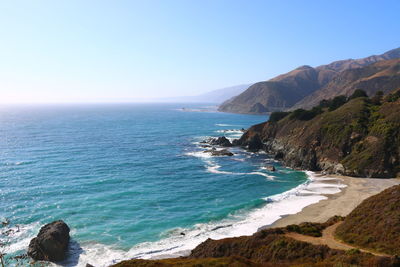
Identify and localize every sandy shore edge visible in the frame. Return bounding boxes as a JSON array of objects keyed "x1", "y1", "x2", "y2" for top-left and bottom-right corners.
[
  {"x1": 270, "y1": 174, "x2": 400, "y2": 228},
  {"x1": 151, "y1": 174, "x2": 400, "y2": 260}
]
